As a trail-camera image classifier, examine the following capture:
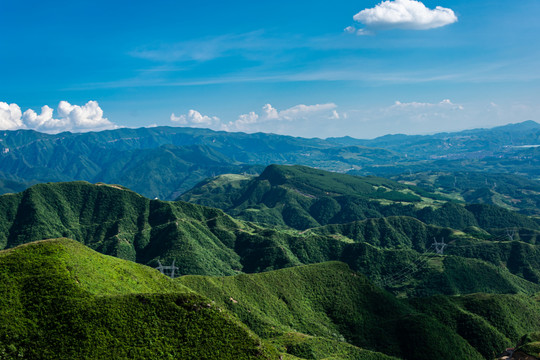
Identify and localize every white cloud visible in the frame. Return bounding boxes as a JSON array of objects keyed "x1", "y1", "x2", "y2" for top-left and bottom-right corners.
[
  {"x1": 222, "y1": 103, "x2": 339, "y2": 132},
  {"x1": 170, "y1": 109, "x2": 220, "y2": 128},
  {"x1": 352, "y1": 0, "x2": 457, "y2": 32},
  {"x1": 393, "y1": 99, "x2": 463, "y2": 110},
  {"x1": 23, "y1": 105, "x2": 69, "y2": 131},
  {"x1": 278, "y1": 103, "x2": 337, "y2": 121},
  {"x1": 0, "y1": 101, "x2": 116, "y2": 133},
  {"x1": 379, "y1": 99, "x2": 465, "y2": 128},
  {"x1": 330, "y1": 110, "x2": 340, "y2": 120},
  {"x1": 56, "y1": 101, "x2": 114, "y2": 131},
  {"x1": 0, "y1": 102, "x2": 24, "y2": 130},
  {"x1": 170, "y1": 103, "x2": 342, "y2": 135},
  {"x1": 262, "y1": 104, "x2": 279, "y2": 120}
]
